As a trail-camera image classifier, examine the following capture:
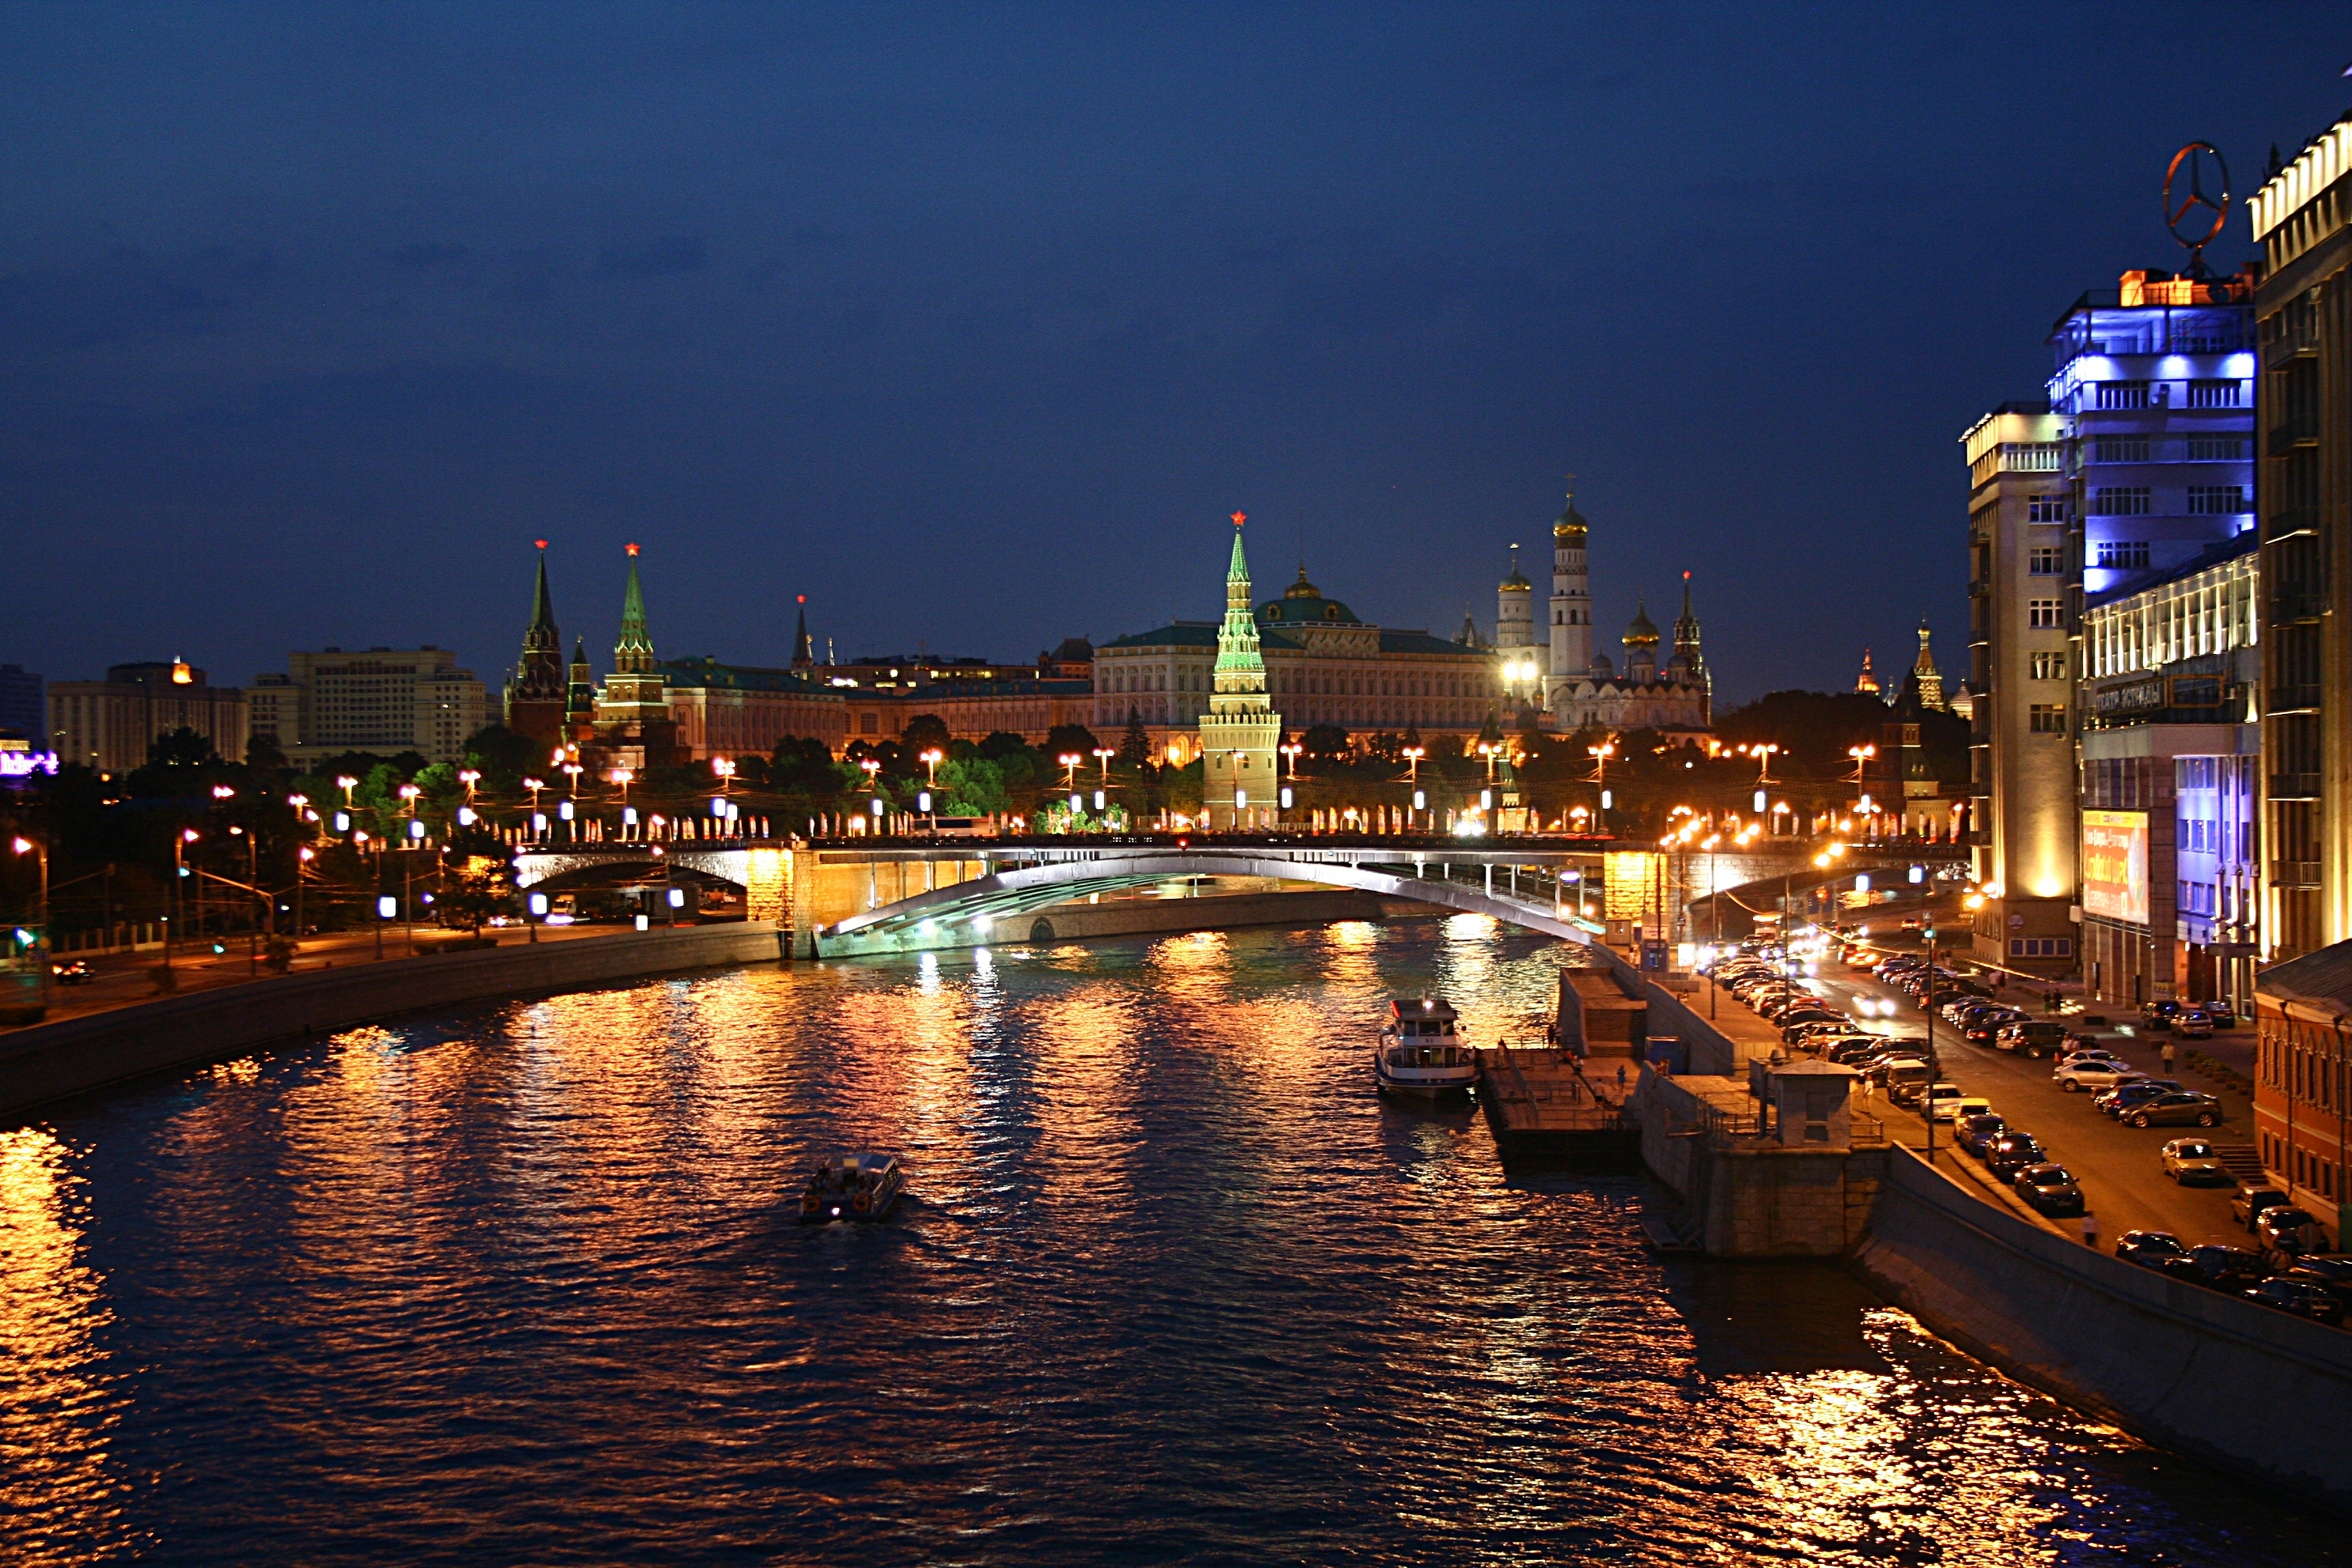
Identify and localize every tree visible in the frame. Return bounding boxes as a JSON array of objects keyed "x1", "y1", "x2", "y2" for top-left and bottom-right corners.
[
  {"x1": 1119, "y1": 708, "x2": 1151, "y2": 768},
  {"x1": 936, "y1": 755, "x2": 1010, "y2": 816},
  {"x1": 900, "y1": 713, "x2": 952, "y2": 755},
  {"x1": 460, "y1": 724, "x2": 540, "y2": 791},
  {"x1": 244, "y1": 732, "x2": 289, "y2": 773},
  {"x1": 1301, "y1": 724, "x2": 1352, "y2": 764},
  {"x1": 437, "y1": 826, "x2": 516, "y2": 934},
  {"x1": 977, "y1": 731, "x2": 1030, "y2": 761},
  {"x1": 1044, "y1": 723, "x2": 1100, "y2": 760}
]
